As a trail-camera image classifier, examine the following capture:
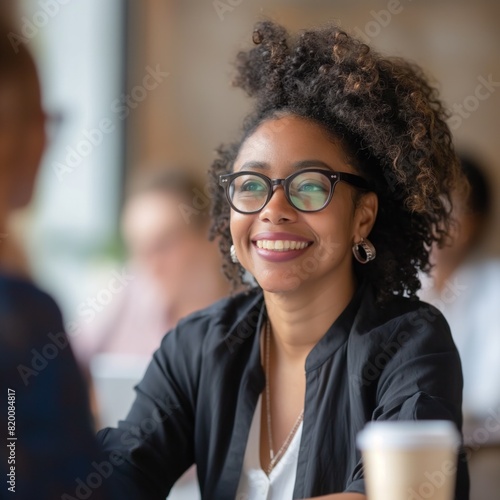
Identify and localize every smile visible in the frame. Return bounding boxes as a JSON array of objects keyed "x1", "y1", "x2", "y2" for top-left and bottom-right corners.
[{"x1": 255, "y1": 240, "x2": 310, "y2": 251}]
